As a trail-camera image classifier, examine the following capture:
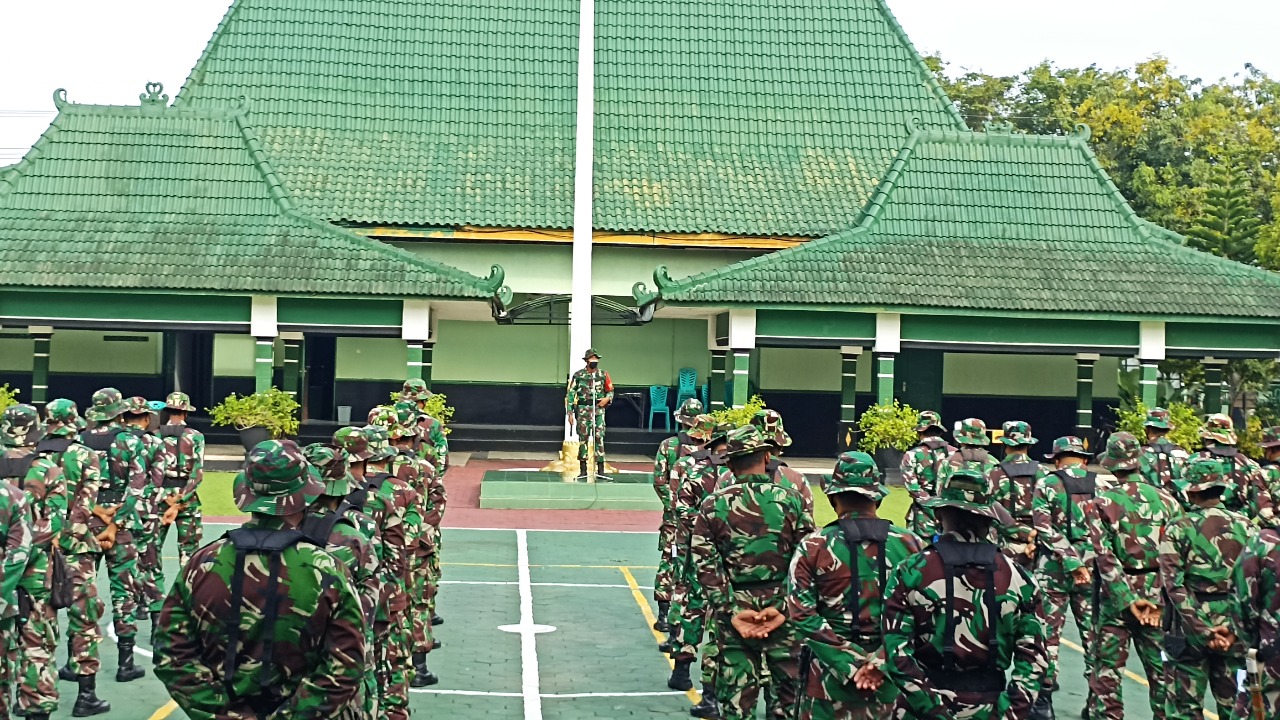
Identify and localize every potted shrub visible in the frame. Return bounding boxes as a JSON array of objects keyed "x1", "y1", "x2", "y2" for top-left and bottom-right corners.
[
  {"x1": 708, "y1": 395, "x2": 767, "y2": 426},
  {"x1": 1114, "y1": 401, "x2": 1202, "y2": 451},
  {"x1": 857, "y1": 401, "x2": 918, "y2": 476},
  {"x1": 209, "y1": 388, "x2": 301, "y2": 450},
  {"x1": 0, "y1": 384, "x2": 18, "y2": 411}
]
